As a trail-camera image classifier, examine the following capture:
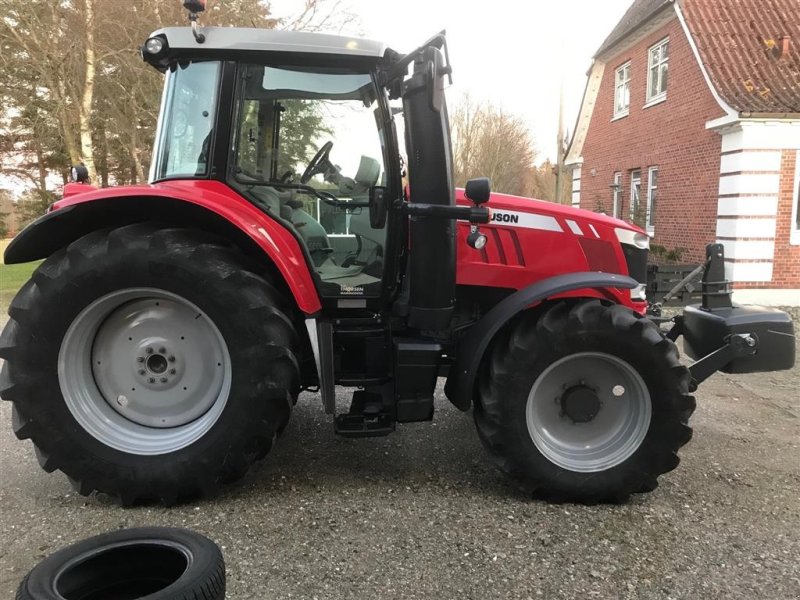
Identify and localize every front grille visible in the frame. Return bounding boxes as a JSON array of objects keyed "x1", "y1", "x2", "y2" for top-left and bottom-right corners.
[
  {"x1": 621, "y1": 244, "x2": 648, "y2": 284},
  {"x1": 579, "y1": 238, "x2": 620, "y2": 273}
]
